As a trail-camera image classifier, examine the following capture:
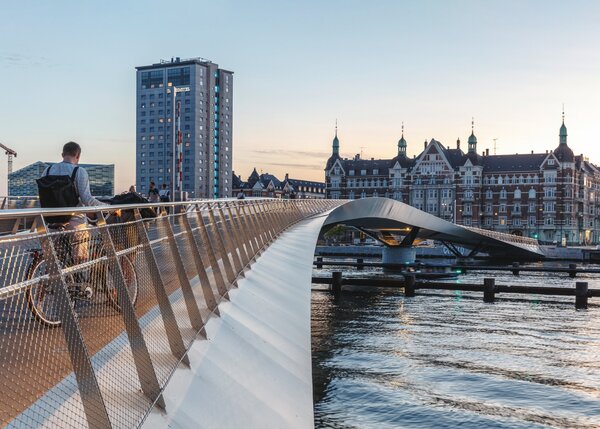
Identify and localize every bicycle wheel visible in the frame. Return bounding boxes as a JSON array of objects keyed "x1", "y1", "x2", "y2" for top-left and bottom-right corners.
[
  {"x1": 27, "y1": 260, "x2": 74, "y2": 328},
  {"x1": 106, "y1": 255, "x2": 139, "y2": 312}
]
